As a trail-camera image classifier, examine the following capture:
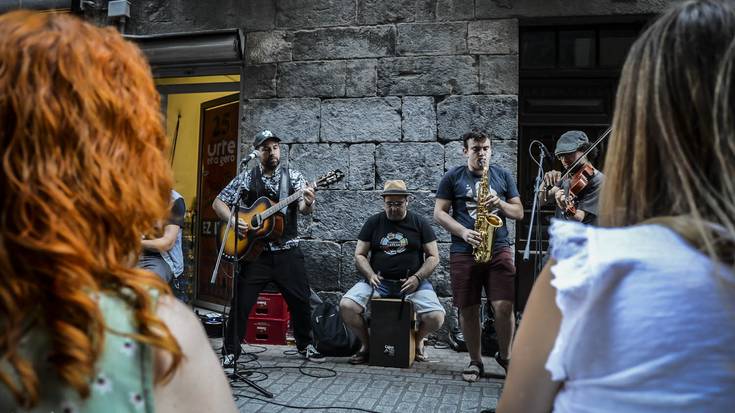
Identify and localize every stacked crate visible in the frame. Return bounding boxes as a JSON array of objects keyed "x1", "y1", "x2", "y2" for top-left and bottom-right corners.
[{"x1": 244, "y1": 292, "x2": 290, "y2": 345}]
